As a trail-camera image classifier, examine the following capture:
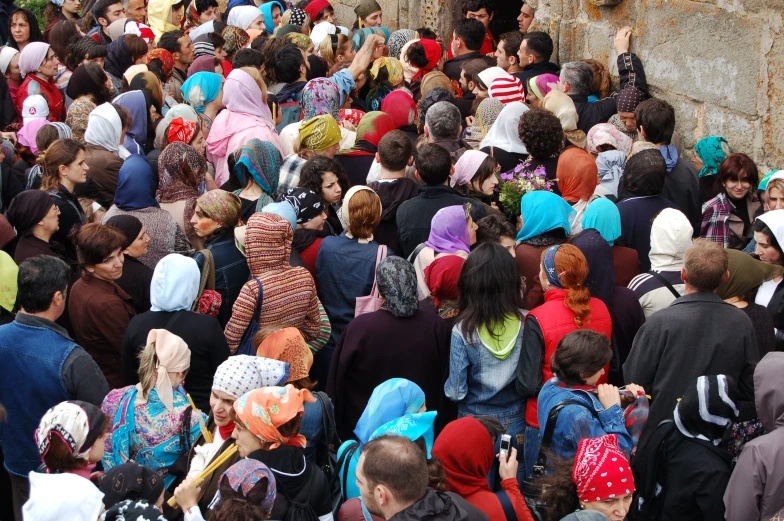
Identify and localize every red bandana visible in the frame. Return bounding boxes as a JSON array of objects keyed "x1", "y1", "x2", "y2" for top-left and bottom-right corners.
[{"x1": 572, "y1": 434, "x2": 635, "y2": 503}]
